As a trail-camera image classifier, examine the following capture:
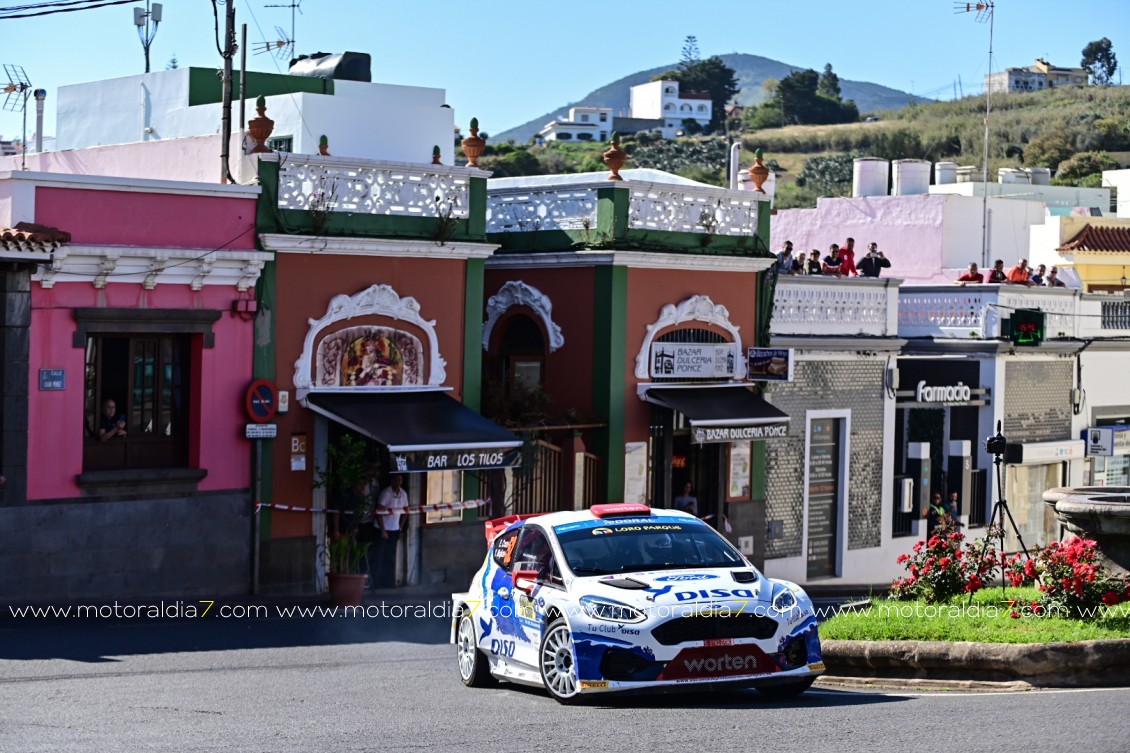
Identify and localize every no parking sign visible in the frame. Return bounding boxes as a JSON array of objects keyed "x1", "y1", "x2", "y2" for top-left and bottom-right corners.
[{"x1": 245, "y1": 379, "x2": 278, "y2": 424}]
